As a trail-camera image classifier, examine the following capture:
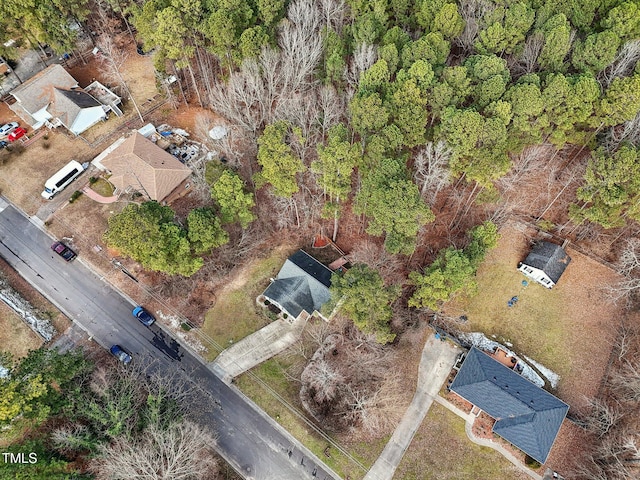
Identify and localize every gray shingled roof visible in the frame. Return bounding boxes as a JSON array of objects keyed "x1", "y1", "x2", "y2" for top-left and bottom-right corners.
[
  {"x1": 262, "y1": 250, "x2": 332, "y2": 318},
  {"x1": 50, "y1": 88, "x2": 102, "y2": 129},
  {"x1": 450, "y1": 347, "x2": 568, "y2": 463},
  {"x1": 522, "y1": 242, "x2": 571, "y2": 284}
]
